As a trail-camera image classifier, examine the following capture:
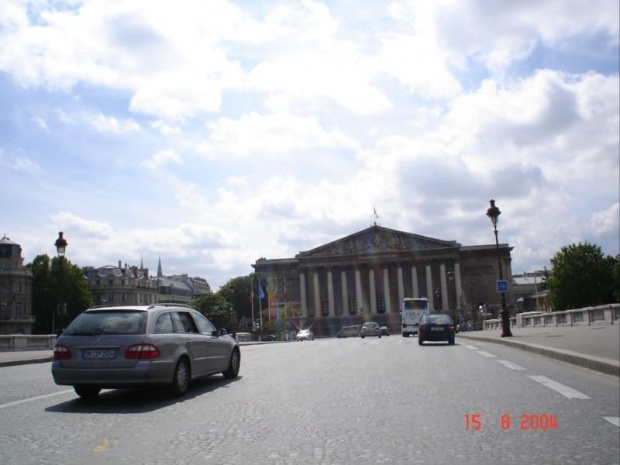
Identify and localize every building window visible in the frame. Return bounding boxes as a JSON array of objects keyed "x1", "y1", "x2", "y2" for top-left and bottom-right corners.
[
  {"x1": 322, "y1": 299, "x2": 329, "y2": 316},
  {"x1": 348, "y1": 296, "x2": 357, "y2": 314},
  {"x1": 377, "y1": 296, "x2": 386, "y2": 313}
]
